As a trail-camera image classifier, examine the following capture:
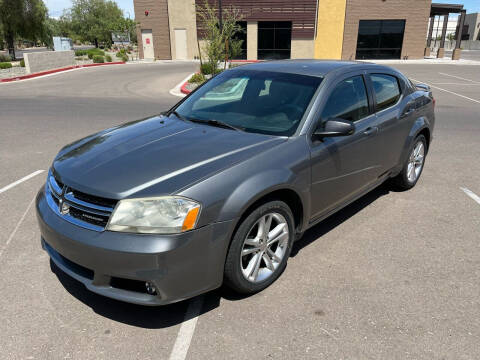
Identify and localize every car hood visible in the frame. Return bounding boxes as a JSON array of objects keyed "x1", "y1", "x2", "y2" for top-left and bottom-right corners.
[{"x1": 53, "y1": 115, "x2": 285, "y2": 199}]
